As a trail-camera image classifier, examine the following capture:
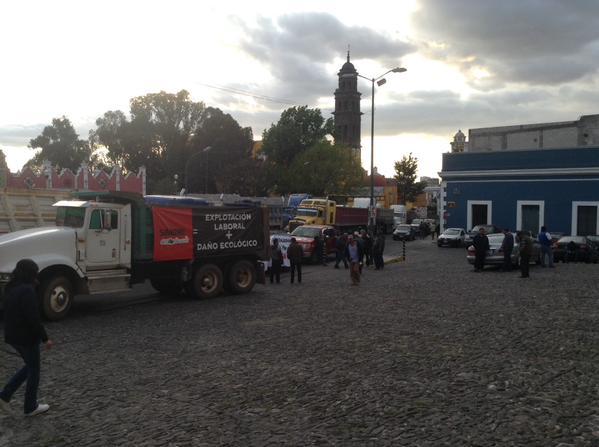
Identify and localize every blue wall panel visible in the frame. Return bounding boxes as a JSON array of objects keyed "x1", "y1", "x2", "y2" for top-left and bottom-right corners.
[{"x1": 444, "y1": 179, "x2": 599, "y2": 233}]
